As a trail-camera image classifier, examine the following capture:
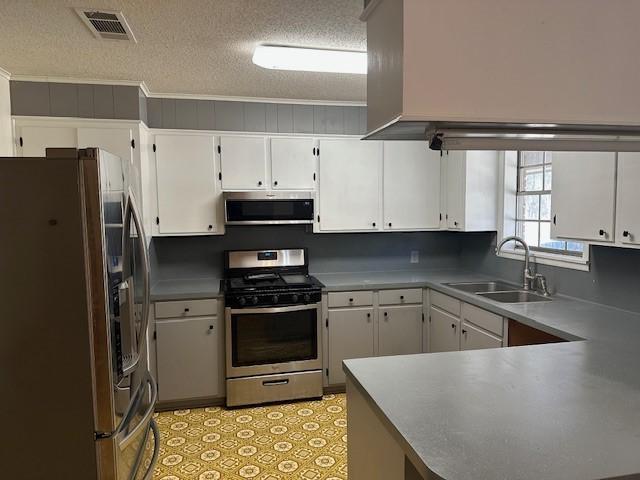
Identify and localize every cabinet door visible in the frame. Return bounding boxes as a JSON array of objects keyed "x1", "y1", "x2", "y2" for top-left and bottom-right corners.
[
  {"x1": 615, "y1": 153, "x2": 640, "y2": 245},
  {"x1": 219, "y1": 136, "x2": 267, "y2": 190},
  {"x1": 270, "y1": 137, "x2": 316, "y2": 189},
  {"x1": 18, "y1": 125, "x2": 77, "y2": 157},
  {"x1": 551, "y1": 151, "x2": 616, "y2": 242},
  {"x1": 428, "y1": 306, "x2": 460, "y2": 352},
  {"x1": 445, "y1": 151, "x2": 465, "y2": 230},
  {"x1": 328, "y1": 307, "x2": 375, "y2": 385},
  {"x1": 156, "y1": 316, "x2": 220, "y2": 402},
  {"x1": 378, "y1": 305, "x2": 423, "y2": 356},
  {"x1": 319, "y1": 139, "x2": 382, "y2": 231},
  {"x1": 460, "y1": 322, "x2": 502, "y2": 351},
  {"x1": 383, "y1": 142, "x2": 440, "y2": 230},
  {"x1": 155, "y1": 134, "x2": 218, "y2": 234},
  {"x1": 78, "y1": 127, "x2": 133, "y2": 193}
]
